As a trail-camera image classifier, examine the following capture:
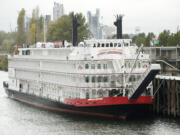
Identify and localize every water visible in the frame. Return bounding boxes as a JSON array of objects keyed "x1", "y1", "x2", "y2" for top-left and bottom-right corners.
[{"x1": 0, "y1": 71, "x2": 180, "y2": 135}]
